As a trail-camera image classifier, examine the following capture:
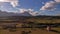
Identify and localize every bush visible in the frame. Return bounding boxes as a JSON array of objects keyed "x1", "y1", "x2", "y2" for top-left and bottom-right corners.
[
  {"x1": 21, "y1": 31, "x2": 31, "y2": 34},
  {"x1": 9, "y1": 28, "x2": 16, "y2": 32},
  {"x1": 2, "y1": 26, "x2": 8, "y2": 29}
]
